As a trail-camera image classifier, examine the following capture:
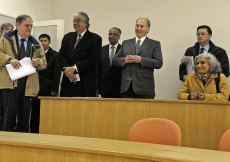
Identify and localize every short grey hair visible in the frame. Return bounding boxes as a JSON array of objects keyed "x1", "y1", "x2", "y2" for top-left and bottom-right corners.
[
  {"x1": 1, "y1": 23, "x2": 13, "y2": 31},
  {"x1": 136, "y1": 18, "x2": 151, "y2": 28},
  {"x1": 74, "y1": 12, "x2": 90, "y2": 28},
  {"x1": 16, "y1": 14, "x2": 33, "y2": 24},
  {"x1": 195, "y1": 53, "x2": 222, "y2": 74}
]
